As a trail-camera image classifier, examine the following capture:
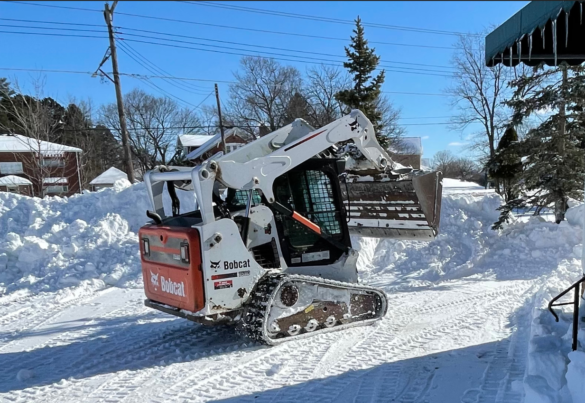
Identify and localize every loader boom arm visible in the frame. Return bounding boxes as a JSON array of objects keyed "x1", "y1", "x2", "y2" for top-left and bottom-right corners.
[{"x1": 216, "y1": 109, "x2": 400, "y2": 203}]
